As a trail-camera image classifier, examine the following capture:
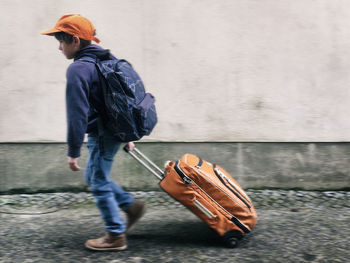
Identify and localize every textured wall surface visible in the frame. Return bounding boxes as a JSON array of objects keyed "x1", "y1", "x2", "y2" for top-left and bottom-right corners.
[
  {"x1": 1, "y1": 0, "x2": 350, "y2": 142},
  {"x1": 1, "y1": 142, "x2": 349, "y2": 193}
]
